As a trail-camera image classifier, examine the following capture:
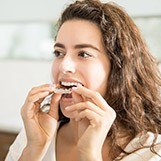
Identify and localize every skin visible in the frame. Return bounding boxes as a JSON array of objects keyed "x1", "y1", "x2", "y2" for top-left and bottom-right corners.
[
  {"x1": 53, "y1": 20, "x2": 111, "y2": 118},
  {"x1": 19, "y1": 20, "x2": 116, "y2": 161}
]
